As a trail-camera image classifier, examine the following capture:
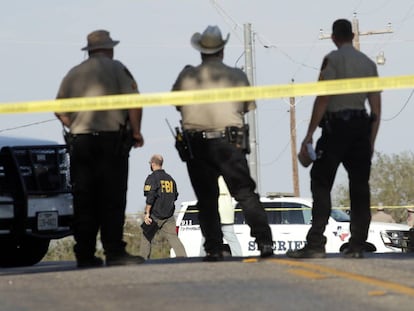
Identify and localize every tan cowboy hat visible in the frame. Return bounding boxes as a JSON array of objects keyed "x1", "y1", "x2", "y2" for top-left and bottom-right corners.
[
  {"x1": 191, "y1": 25, "x2": 230, "y2": 54},
  {"x1": 81, "y1": 30, "x2": 119, "y2": 51}
]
